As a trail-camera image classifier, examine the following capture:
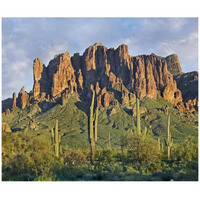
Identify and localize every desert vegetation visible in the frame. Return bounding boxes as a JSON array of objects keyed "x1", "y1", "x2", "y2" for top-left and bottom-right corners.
[
  {"x1": 1, "y1": 43, "x2": 198, "y2": 181},
  {"x1": 2, "y1": 97, "x2": 198, "y2": 181}
]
